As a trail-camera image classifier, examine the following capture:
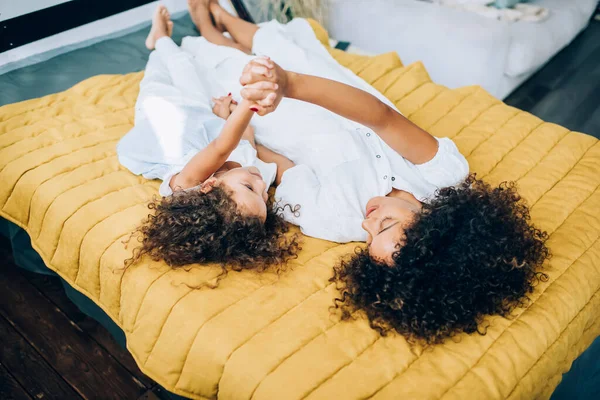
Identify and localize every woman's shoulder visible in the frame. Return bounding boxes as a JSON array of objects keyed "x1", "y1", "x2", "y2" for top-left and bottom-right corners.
[{"x1": 414, "y1": 137, "x2": 470, "y2": 191}]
